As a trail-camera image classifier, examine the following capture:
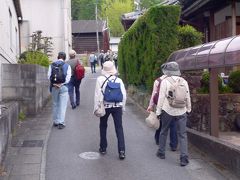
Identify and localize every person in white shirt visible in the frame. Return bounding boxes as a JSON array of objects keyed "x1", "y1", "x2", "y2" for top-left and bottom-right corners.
[
  {"x1": 47, "y1": 52, "x2": 71, "y2": 129},
  {"x1": 147, "y1": 75, "x2": 178, "y2": 150},
  {"x1": 155, "y1": 62, "x2": 191, "y2": 166},
  {"x1": 89, "y1": 52, "x2": 96, "y2": 73},
  {"x1": 94, "y1": 61, "x2": 127, "y2": 160}
]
